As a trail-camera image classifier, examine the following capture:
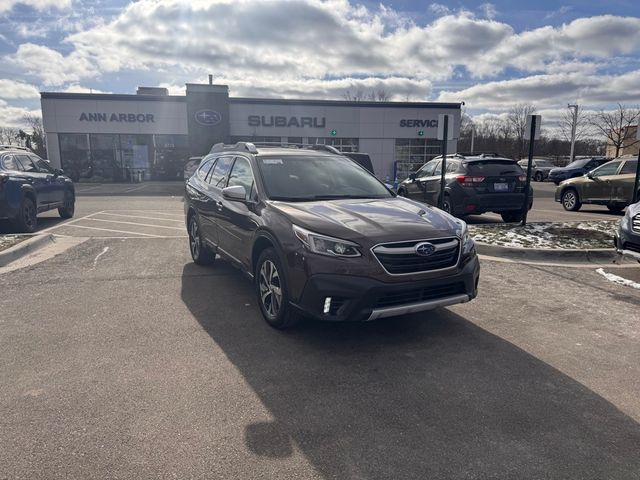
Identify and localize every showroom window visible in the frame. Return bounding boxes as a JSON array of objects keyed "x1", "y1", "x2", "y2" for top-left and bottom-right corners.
[
  {"x1": 395, "y1": 139, "x2": 441, "y2": 180},
  {"x1": 308, "y1": 137, "x2": 359, "y2": 152}
]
